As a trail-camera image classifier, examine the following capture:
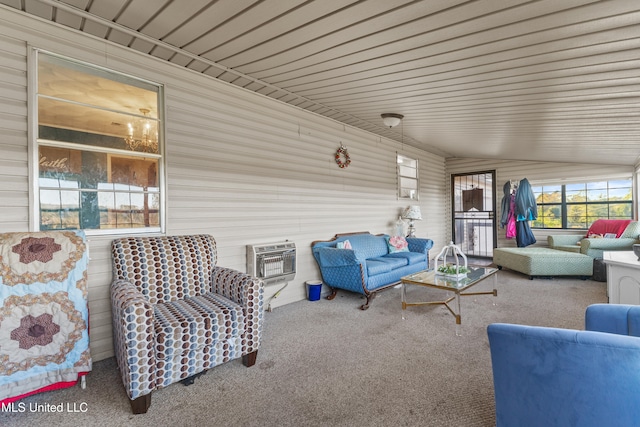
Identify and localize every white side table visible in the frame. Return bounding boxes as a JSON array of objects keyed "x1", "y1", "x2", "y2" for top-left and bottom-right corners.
[{"x1": 603, "y1": 251, "x2": 640, "y2": 304}]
